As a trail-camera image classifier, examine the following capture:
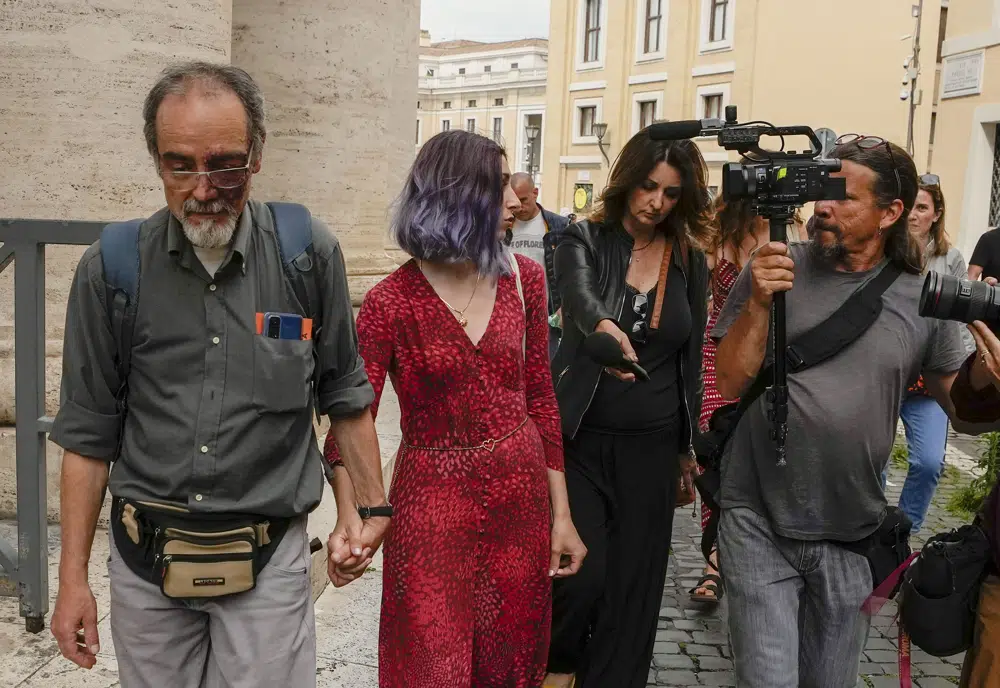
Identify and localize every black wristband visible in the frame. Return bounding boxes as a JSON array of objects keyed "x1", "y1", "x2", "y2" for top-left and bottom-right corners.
[{"x1": 357, "y1": 503, "x2": 394, "y2": 519}]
